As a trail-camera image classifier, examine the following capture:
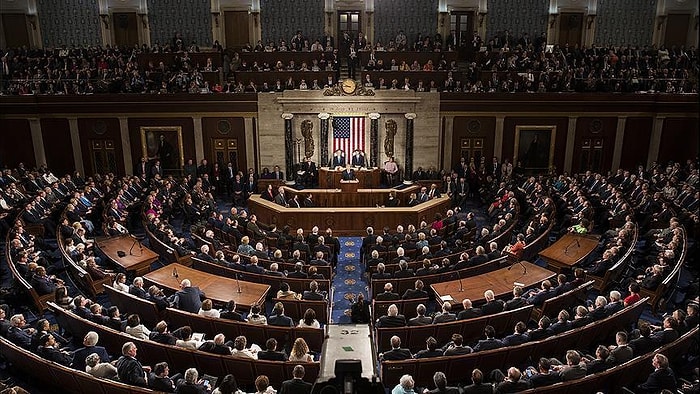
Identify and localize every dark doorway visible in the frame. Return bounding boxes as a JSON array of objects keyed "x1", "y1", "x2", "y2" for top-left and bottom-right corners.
[
  {"x1": 558, "y1": 13, "x2": 583, "y2": 46},
  {"x1": 112, "y1": 12, "x2": 139, "y2": 48}
]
